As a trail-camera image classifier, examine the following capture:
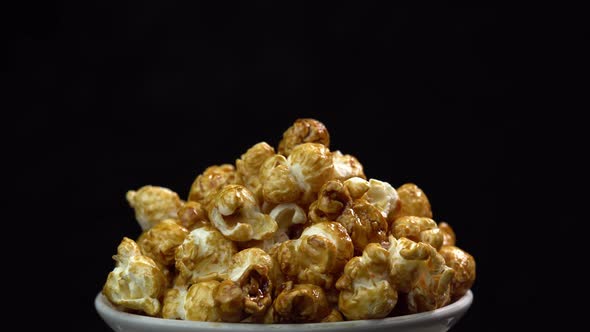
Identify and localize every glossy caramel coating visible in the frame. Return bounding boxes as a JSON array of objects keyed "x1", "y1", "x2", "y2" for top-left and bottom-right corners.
[
  {"x1": 394, "y1": 183, "x2": 433, "y2": 219},
  {"x1": 103, "y1": 237, "x2": 166, "y2": 316},
  {"x1": 126, "y1": 185, "x2": 183, "y2": 231},
  {"x1": 278, "y1": 118, "x2": 330, "y2": 157},
  {"x1": 188, "y1": 164, "x2": 241, "y2": 206},
  {"x1": 439, "y1": 245, "x2": 476, "y2": 300}
]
